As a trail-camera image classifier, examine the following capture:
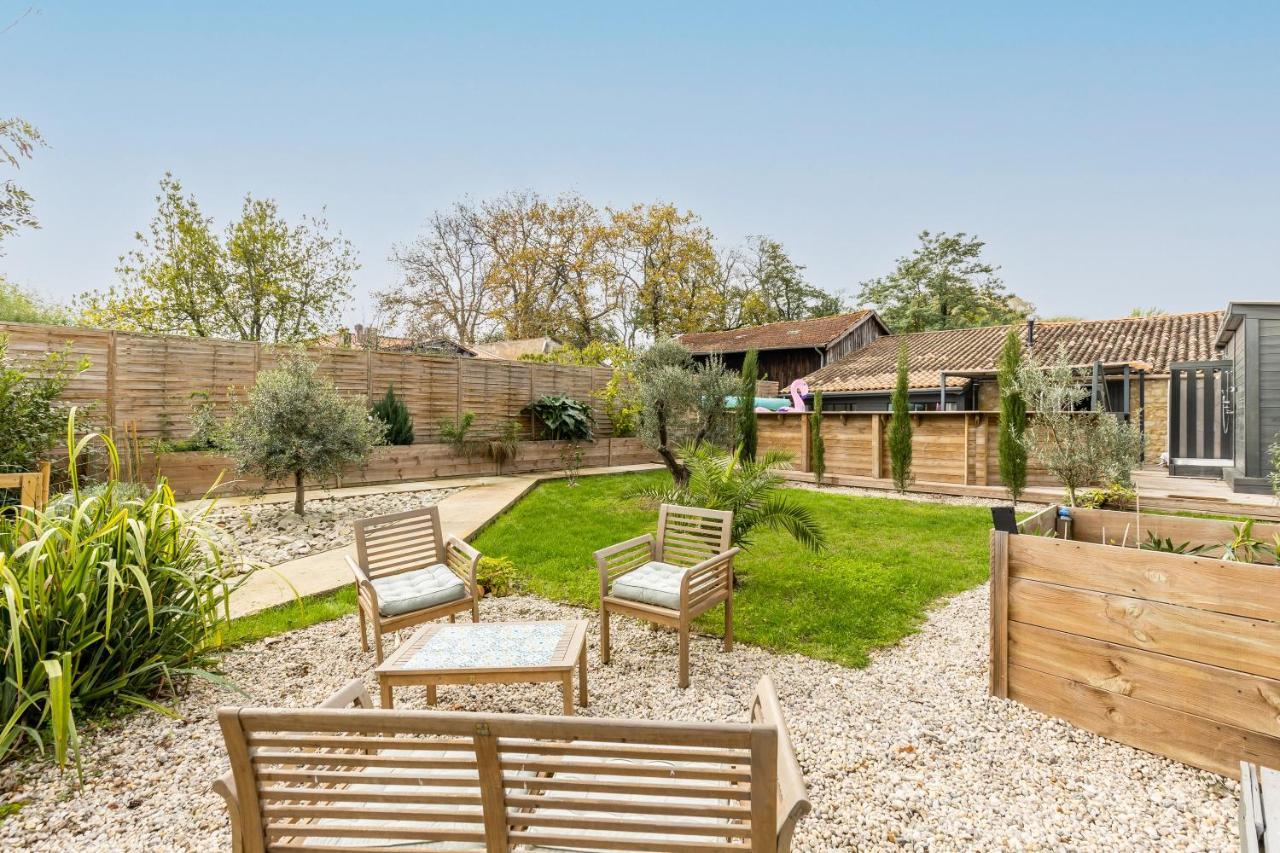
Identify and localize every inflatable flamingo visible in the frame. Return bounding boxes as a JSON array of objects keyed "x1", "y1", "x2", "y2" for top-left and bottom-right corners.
[{"x1": 755, "y1": 379, "x2": 808, "y2": 413}]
